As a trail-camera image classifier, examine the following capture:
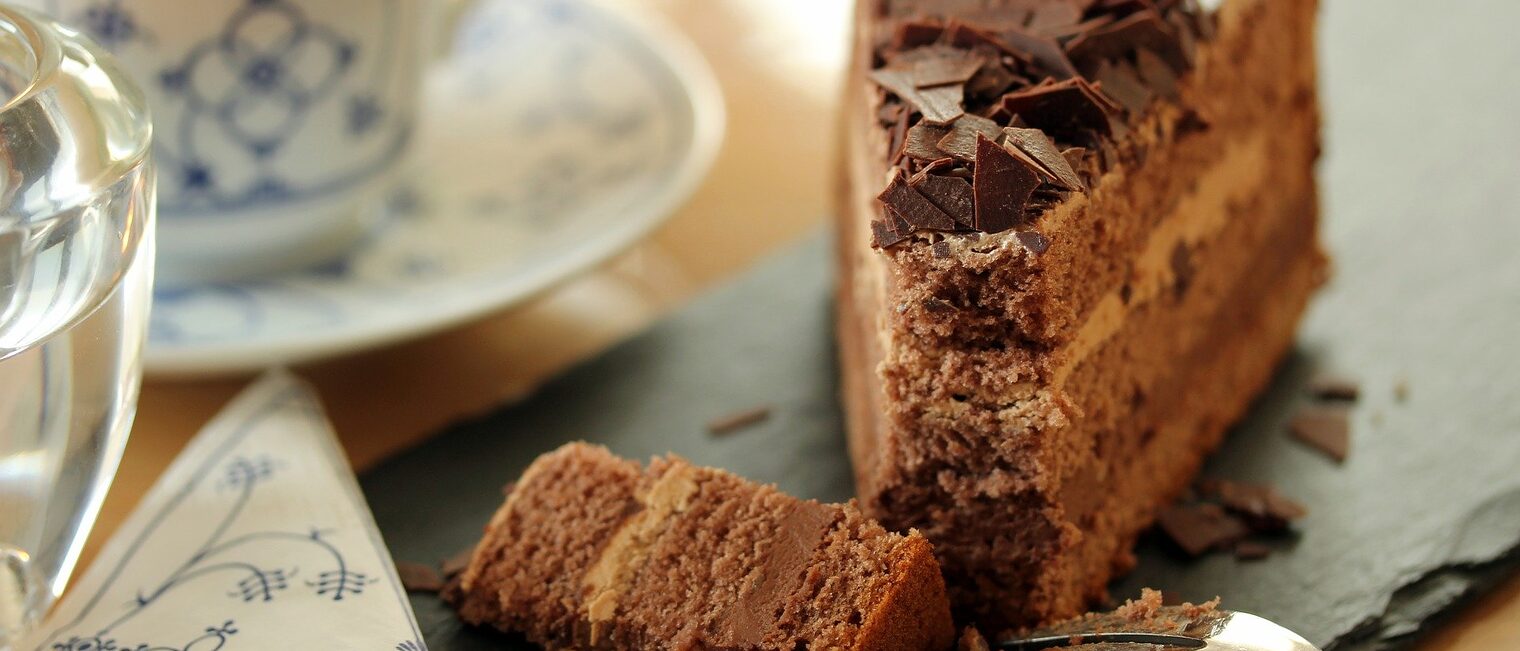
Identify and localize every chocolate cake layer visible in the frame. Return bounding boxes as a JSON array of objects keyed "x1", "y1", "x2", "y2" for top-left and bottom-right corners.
[
  {"x1": 838, "y1": 0, "x2": 1325, "y2": 628},
  {"x1": 455, "y1": 443, "x2": 956, "y2": 650}
]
